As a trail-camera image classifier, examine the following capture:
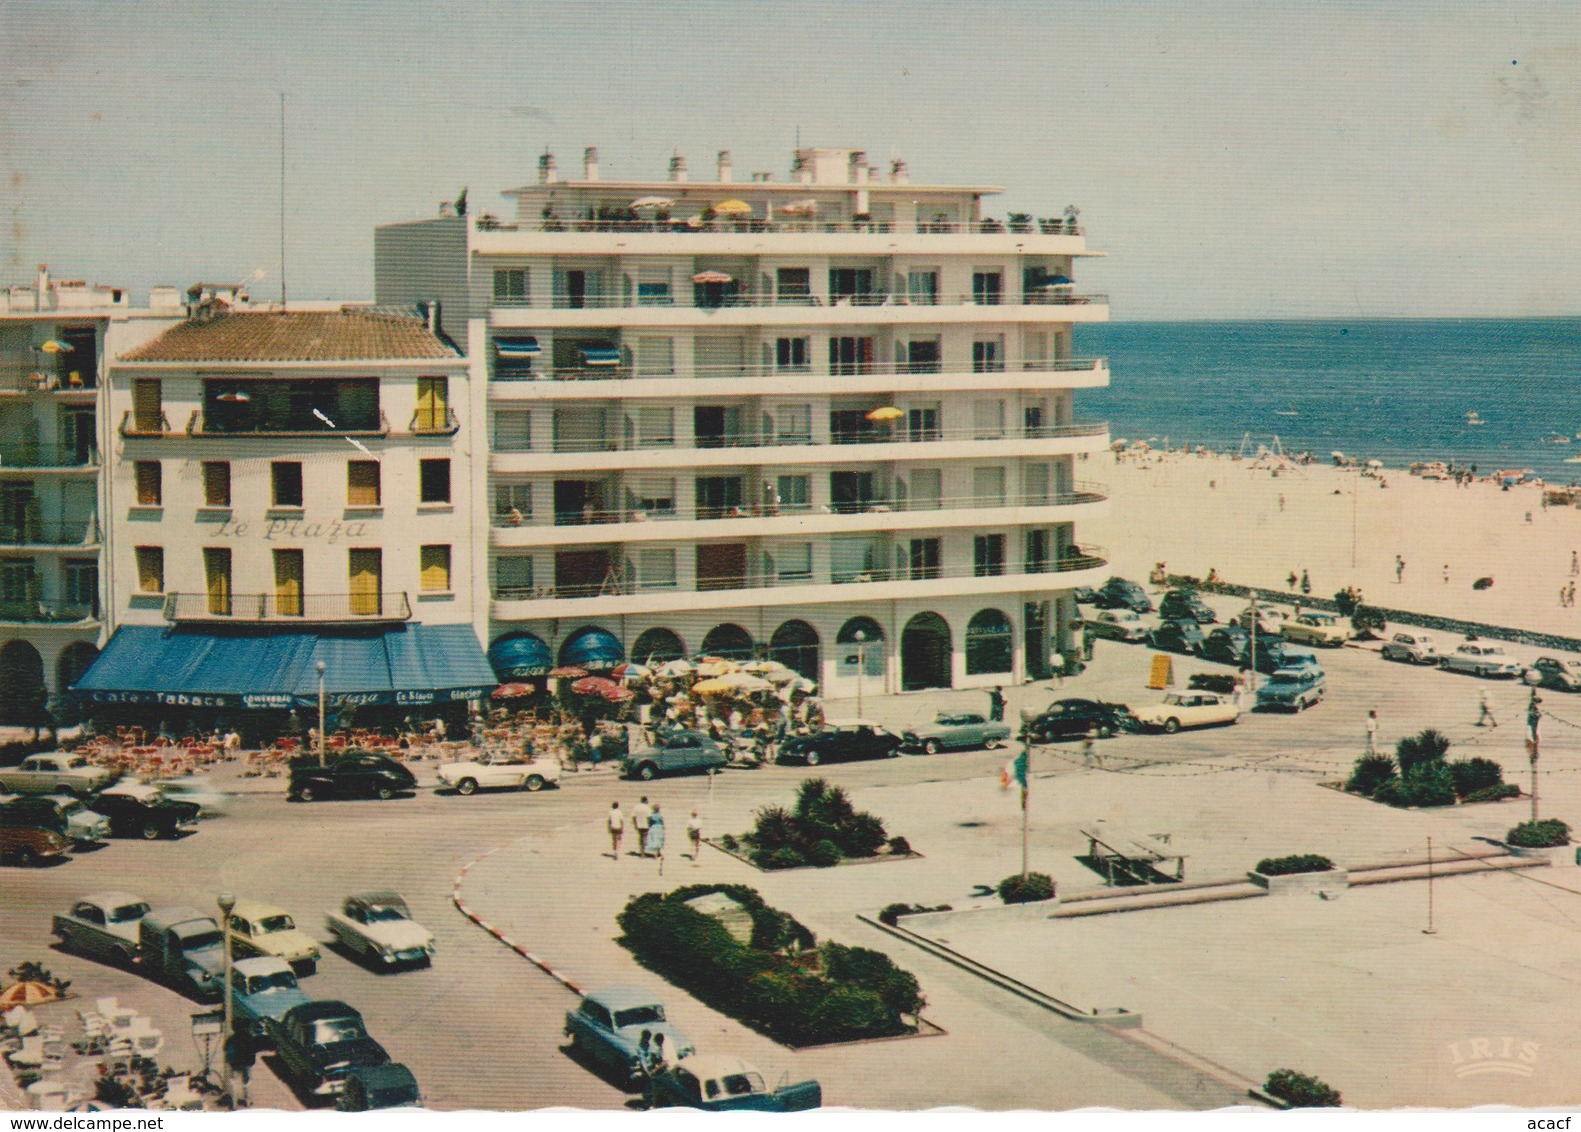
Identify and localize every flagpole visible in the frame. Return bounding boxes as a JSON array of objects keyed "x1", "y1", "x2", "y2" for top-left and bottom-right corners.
[{"x1": 1528, "y1": 687, "x2": 1541, "y2": 822}]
